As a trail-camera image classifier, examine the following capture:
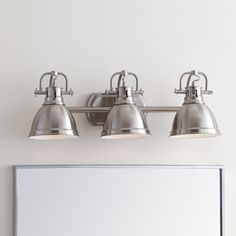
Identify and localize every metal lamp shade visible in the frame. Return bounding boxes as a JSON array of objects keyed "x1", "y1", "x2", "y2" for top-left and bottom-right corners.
[
  {"x1": 101, "y1": 104, "x2": 151, "y2": 139},
  {"x1": 170, "y1": 103, "x2": 220, "y2": 138},
  {"x1": 28, "y1": 104, "x2": 79, "y2": 140}
]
